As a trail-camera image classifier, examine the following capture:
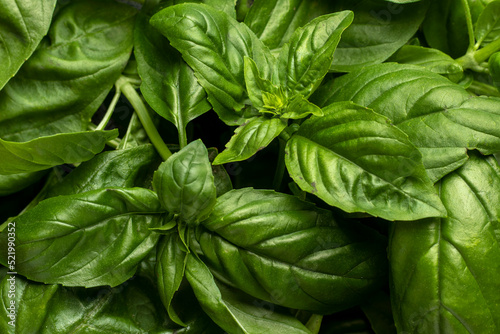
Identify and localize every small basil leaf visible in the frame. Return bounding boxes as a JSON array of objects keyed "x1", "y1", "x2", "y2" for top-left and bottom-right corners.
[
  {"x1": 161, "y1": 0, "x2": 237, "y2": 18},
  {"x1": 313, "y1": 63, "x2": 499, "y2": 182},
  {"x1": 285, "y1": 102, "x2": 446, "y2": 221},
  {"x1": 244, "y1": 56, "x2": 276, "y2": 110},
  {"x1": 0, "y1": 130, "x2": 118, "y2": 175},
  {"x1": 208, "y1": 148, "x2": 233, "y2": 196},
  {"x1": 489, "y1": 51, "x2": 500, "y2": 90},
  {"x1": 0, "y1": 0, "x2": 56, "y2": 89},
  {"x1": 150, "y1": 3, "x2": 275, "y2": 125},
  {"x1": 0, "y1": 188, "x2": 165, "y2": 287},
  {"x1": 280, "y1": 95, "x2": 323, "y2": 119},
  {"x1": 156, "y1": 231, "x2": 189, "y2": 326},
  {"x1": 135, "y1": 9, "x2": 211, "y2": 139},
  {"x1": 475, "y1": 1, "x2": 500, "y2": 47},
  {"x1": 276, "y1": 11, "x2": 353, "y2": 97},
  {"x1": 153, "y1": 139, "x2": 217, "y2": 225},
  {"x1": 389, "y1": 45, "x2": 463, "y2": 74},
  {"x1": 193, "y1": 188, "x2": 388, "y2": 314},
  {"x1": 43, "y1": 144, "x2": 160, "y2": 199},
  {"x1": 0, "y1": 171, "x2": 47, "y2": 197},
  {"x1": 0, "y1": 0, "x2": 136, "y2": 142},
  {"x1": 0, "y1": 275, "x2": 173, "y2": 333},
  {"x1": 213, "y1": 117, "x2": 287, "y2": 165},
  {"x1": 331, "y1": 0, "x2": 428, "y2": 72},
  {"x1": 390, "y1": 153, "x2": 500, "y2": 333}
]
